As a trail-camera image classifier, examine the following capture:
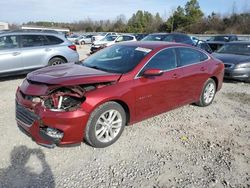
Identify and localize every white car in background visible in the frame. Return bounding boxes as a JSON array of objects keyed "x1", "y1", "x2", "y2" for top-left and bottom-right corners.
[
  {"x1": 67, "y1": 34, "x2": 79, "y2": 43},
  {"x1": 90, "y1": 34, "x2": 136, "y2": 54},
  {"x1": 91, "y1": 32, "x2": 118, "y2": 42}
]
